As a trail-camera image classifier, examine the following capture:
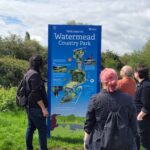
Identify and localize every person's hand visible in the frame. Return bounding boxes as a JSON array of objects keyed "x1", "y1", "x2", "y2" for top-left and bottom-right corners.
[
  {"x1": 84, "y1": 142, "x2": 89, "y2": 150},
  {"x1": 137, "y1": 111, "x2": 146, "y2": 121},
  {"x1": 42, "y1": 108, "x2": 49, "y2": 117},
  {"x1": 84, "y1": 141, "x2": 90, "y2": 150},
  {"x1": 83, "y1": 132, "x2": 90, "y2": 150}
]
